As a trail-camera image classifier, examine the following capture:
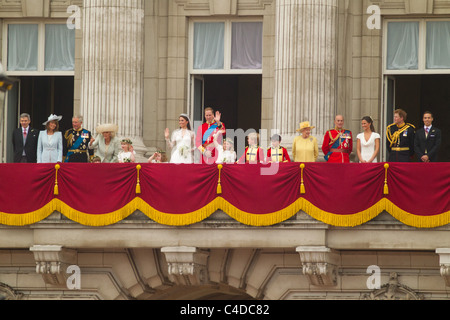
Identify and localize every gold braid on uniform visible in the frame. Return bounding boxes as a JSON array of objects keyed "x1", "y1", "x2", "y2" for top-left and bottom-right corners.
[
  {"x1": 386, "y1": 123, "x2": 415, "y2": 147},
  {"x1": 328, "y1": 129, "x2": 343, "y2": 146},
  {"x1": 64, "y1": 131, "x2": 74, "y2": 148}
]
